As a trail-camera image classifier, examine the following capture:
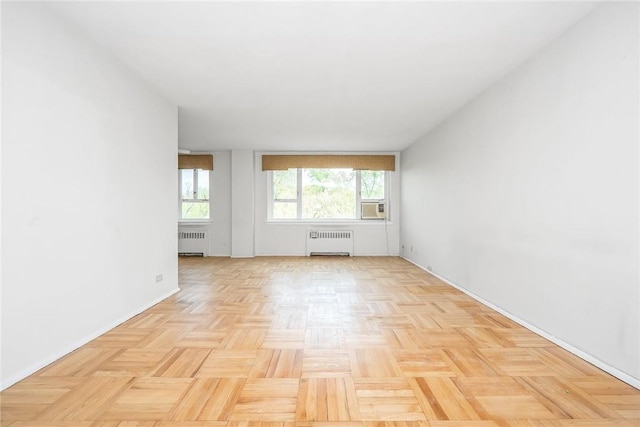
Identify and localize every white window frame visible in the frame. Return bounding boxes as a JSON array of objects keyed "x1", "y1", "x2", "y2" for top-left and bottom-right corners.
[
  {"x1": 271, "y1": 168, "x2": 303, "y2": 219},
  {"x1": 179, "y1": 168, "x2": 211, "y2": 221},
  {"x1": 268, "y1": 168, "x2": 389, "y2": 221},
  {"x1": 357, "y1": 169, "x2": 389, "y2": 206}
]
